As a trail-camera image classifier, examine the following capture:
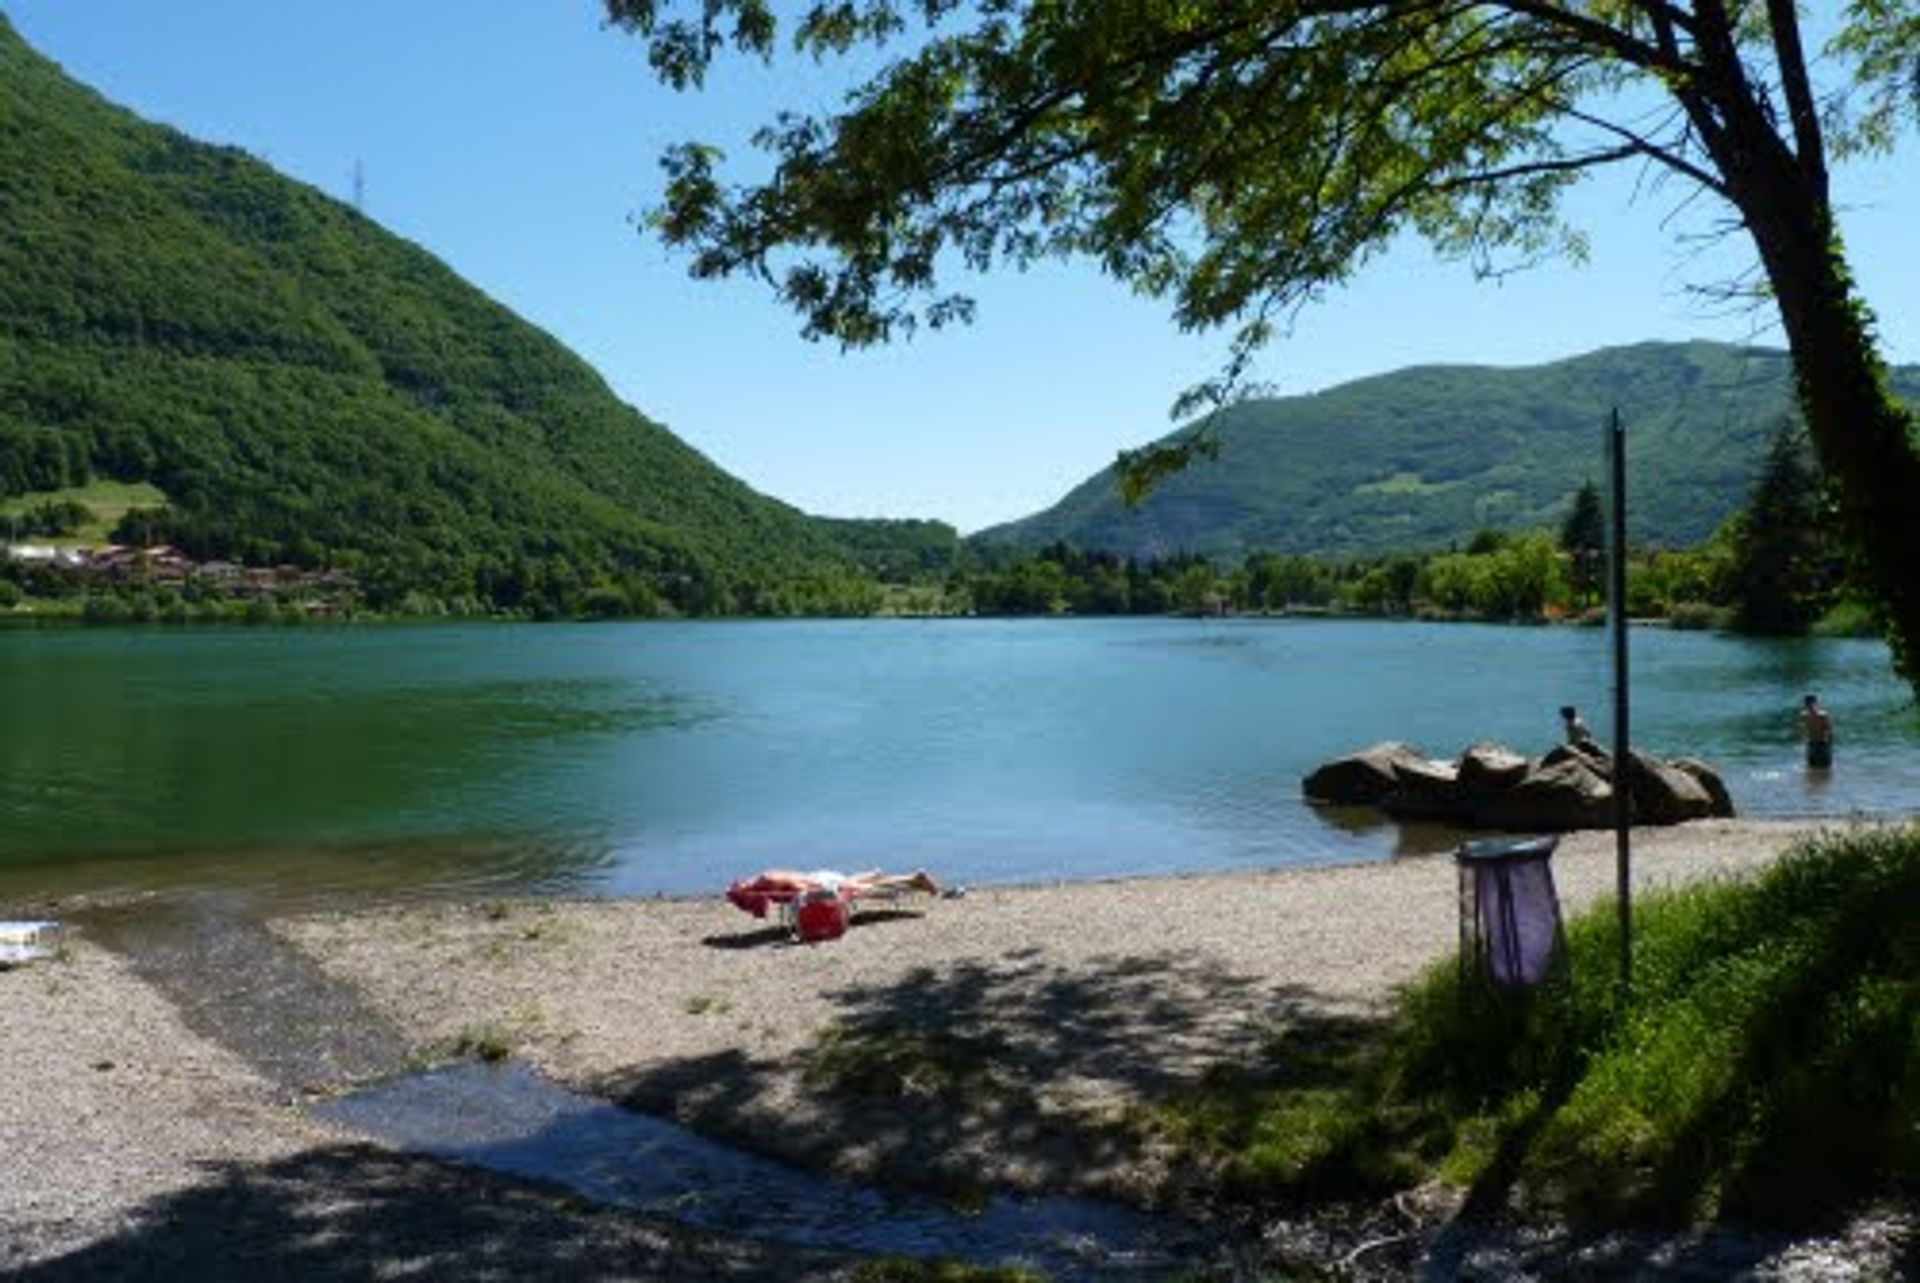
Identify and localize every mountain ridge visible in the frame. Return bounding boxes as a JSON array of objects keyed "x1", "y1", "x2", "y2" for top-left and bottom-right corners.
[{"x1": 975, "y1": 339, "x2": 1920, "y2": 561}]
